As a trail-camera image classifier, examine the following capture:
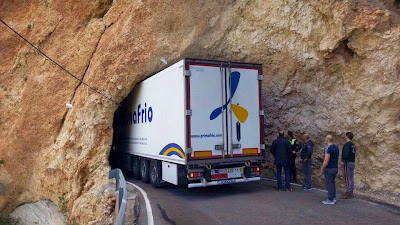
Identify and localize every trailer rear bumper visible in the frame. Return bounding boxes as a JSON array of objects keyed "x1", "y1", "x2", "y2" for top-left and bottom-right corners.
[
  {"x1": 188, "y1": 177, "x2": 260, "y2": 188},
  {"x1": 187, "y1": 154, "x2": 265, "y2": 167}
]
